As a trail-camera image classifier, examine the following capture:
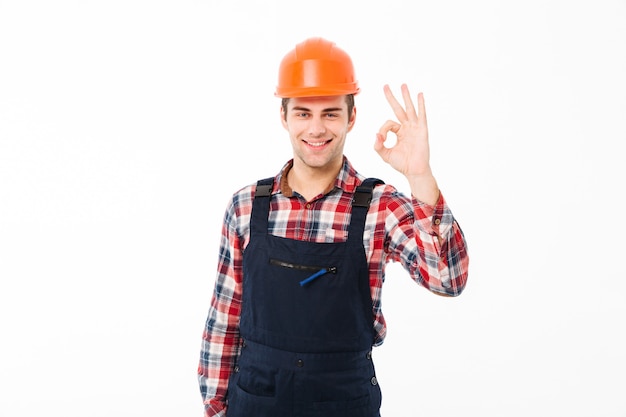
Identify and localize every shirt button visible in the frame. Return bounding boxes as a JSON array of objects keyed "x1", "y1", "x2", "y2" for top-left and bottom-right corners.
[
  {"x1": 296, "y1": 359, "x2": 304, "y2": 368},
  {"x1": 434, "y1": 218, "x2": 441, "y2": 225},
  {"x1": 305, "y1": 203, "x2": 311, "y2": 209},
  {"x1": 370, "y1": 376, "x2": 378, "y2": 386}
]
